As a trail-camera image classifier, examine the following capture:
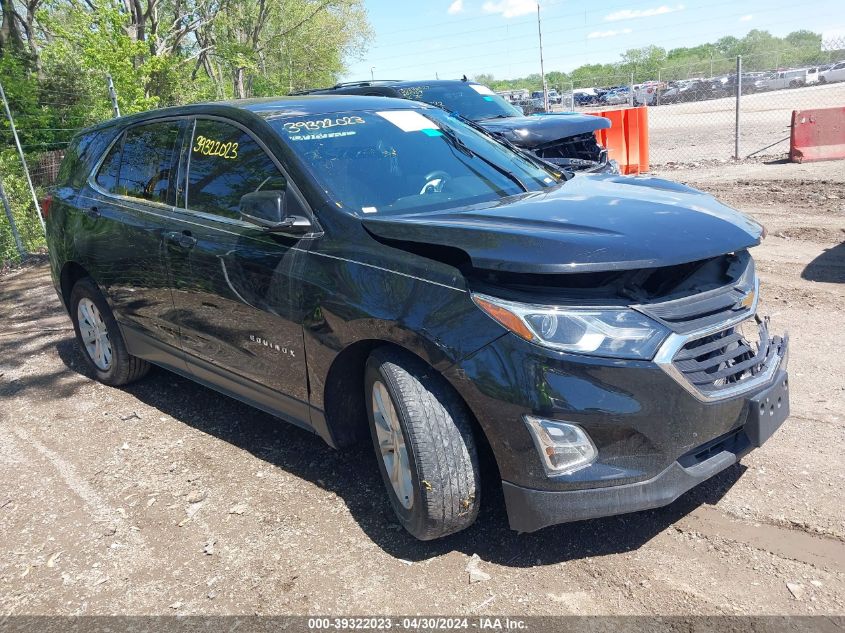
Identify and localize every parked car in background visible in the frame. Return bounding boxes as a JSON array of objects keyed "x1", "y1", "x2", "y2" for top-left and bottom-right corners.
[
  {"x1": 820, "y1": 60, "x2": 845, "y2": 83},
  {"x1": 602, "y1": 88, "x2": 629, "y2": 106},
  {"x1": 633, "y1": 83, "x2": 659, "y2": 106},
  {"x1": 299, "y1": 79, "x2": 614, "y2": 172},
  {"x1": 573, "y1": 88, "x2": 600, "y2": 106},
  {"x1": 757, "y1": 68, "x2": 819, "y2": 90},
  {"x1": 47, "y1": 95, "x2": 790, "y2": 540}
]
